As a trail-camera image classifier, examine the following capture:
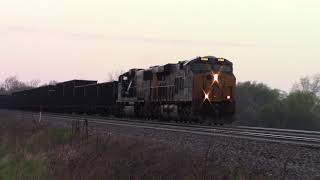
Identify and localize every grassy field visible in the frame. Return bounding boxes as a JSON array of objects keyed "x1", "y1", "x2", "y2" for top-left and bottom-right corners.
[
  {"x1": 0, "y1": 115, "x2": 73, "y2": 180},
  {"x1": 0, "y1": 112, "x2": 267, "y2": 180}
]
